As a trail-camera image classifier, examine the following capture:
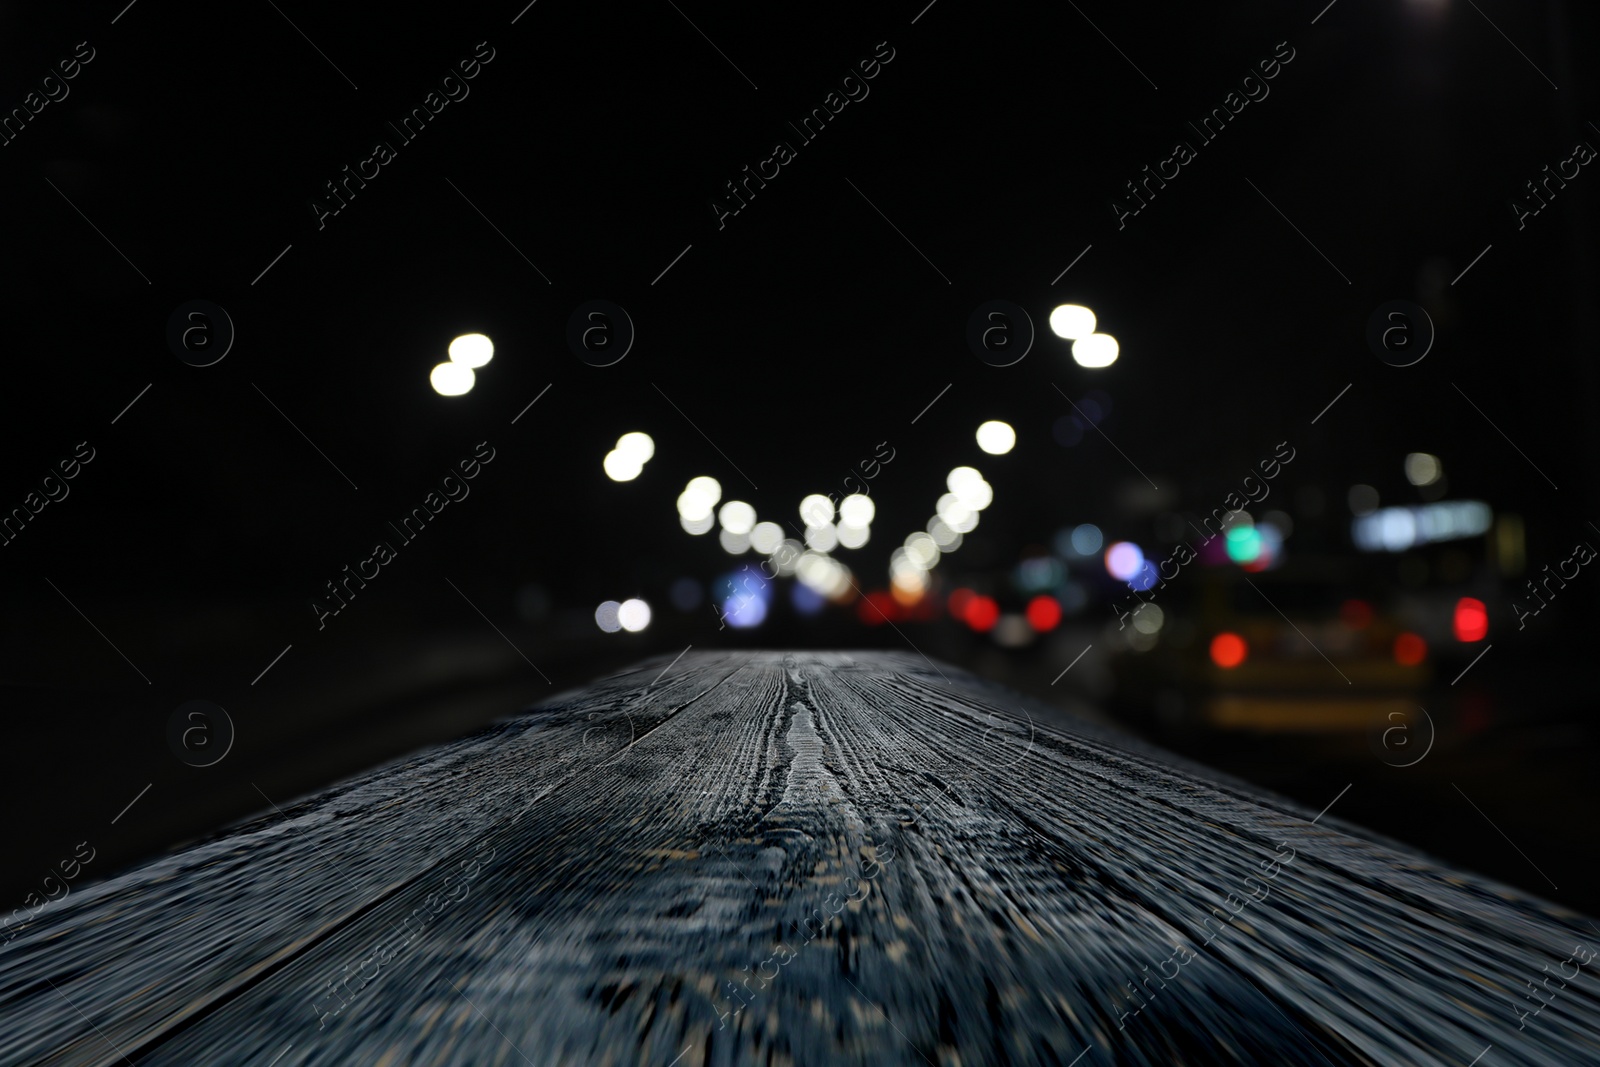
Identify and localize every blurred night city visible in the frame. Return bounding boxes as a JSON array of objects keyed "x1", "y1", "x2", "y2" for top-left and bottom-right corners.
[{"x1": 1, "y1": 0, "x2": 1598, "y2": 1064}]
